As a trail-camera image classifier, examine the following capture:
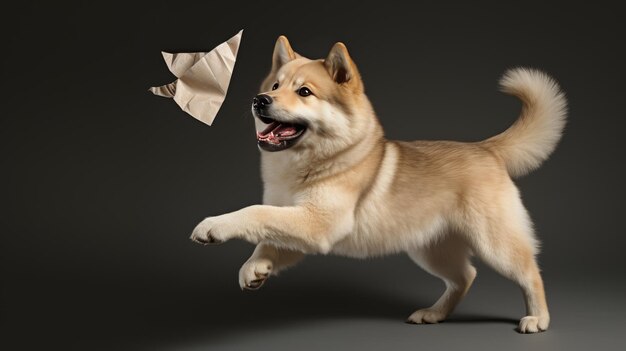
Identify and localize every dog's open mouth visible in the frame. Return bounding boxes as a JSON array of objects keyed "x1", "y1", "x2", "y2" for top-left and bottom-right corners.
[{"x1": 256, "y1": 116, "x2": 307, "y2": 152}]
